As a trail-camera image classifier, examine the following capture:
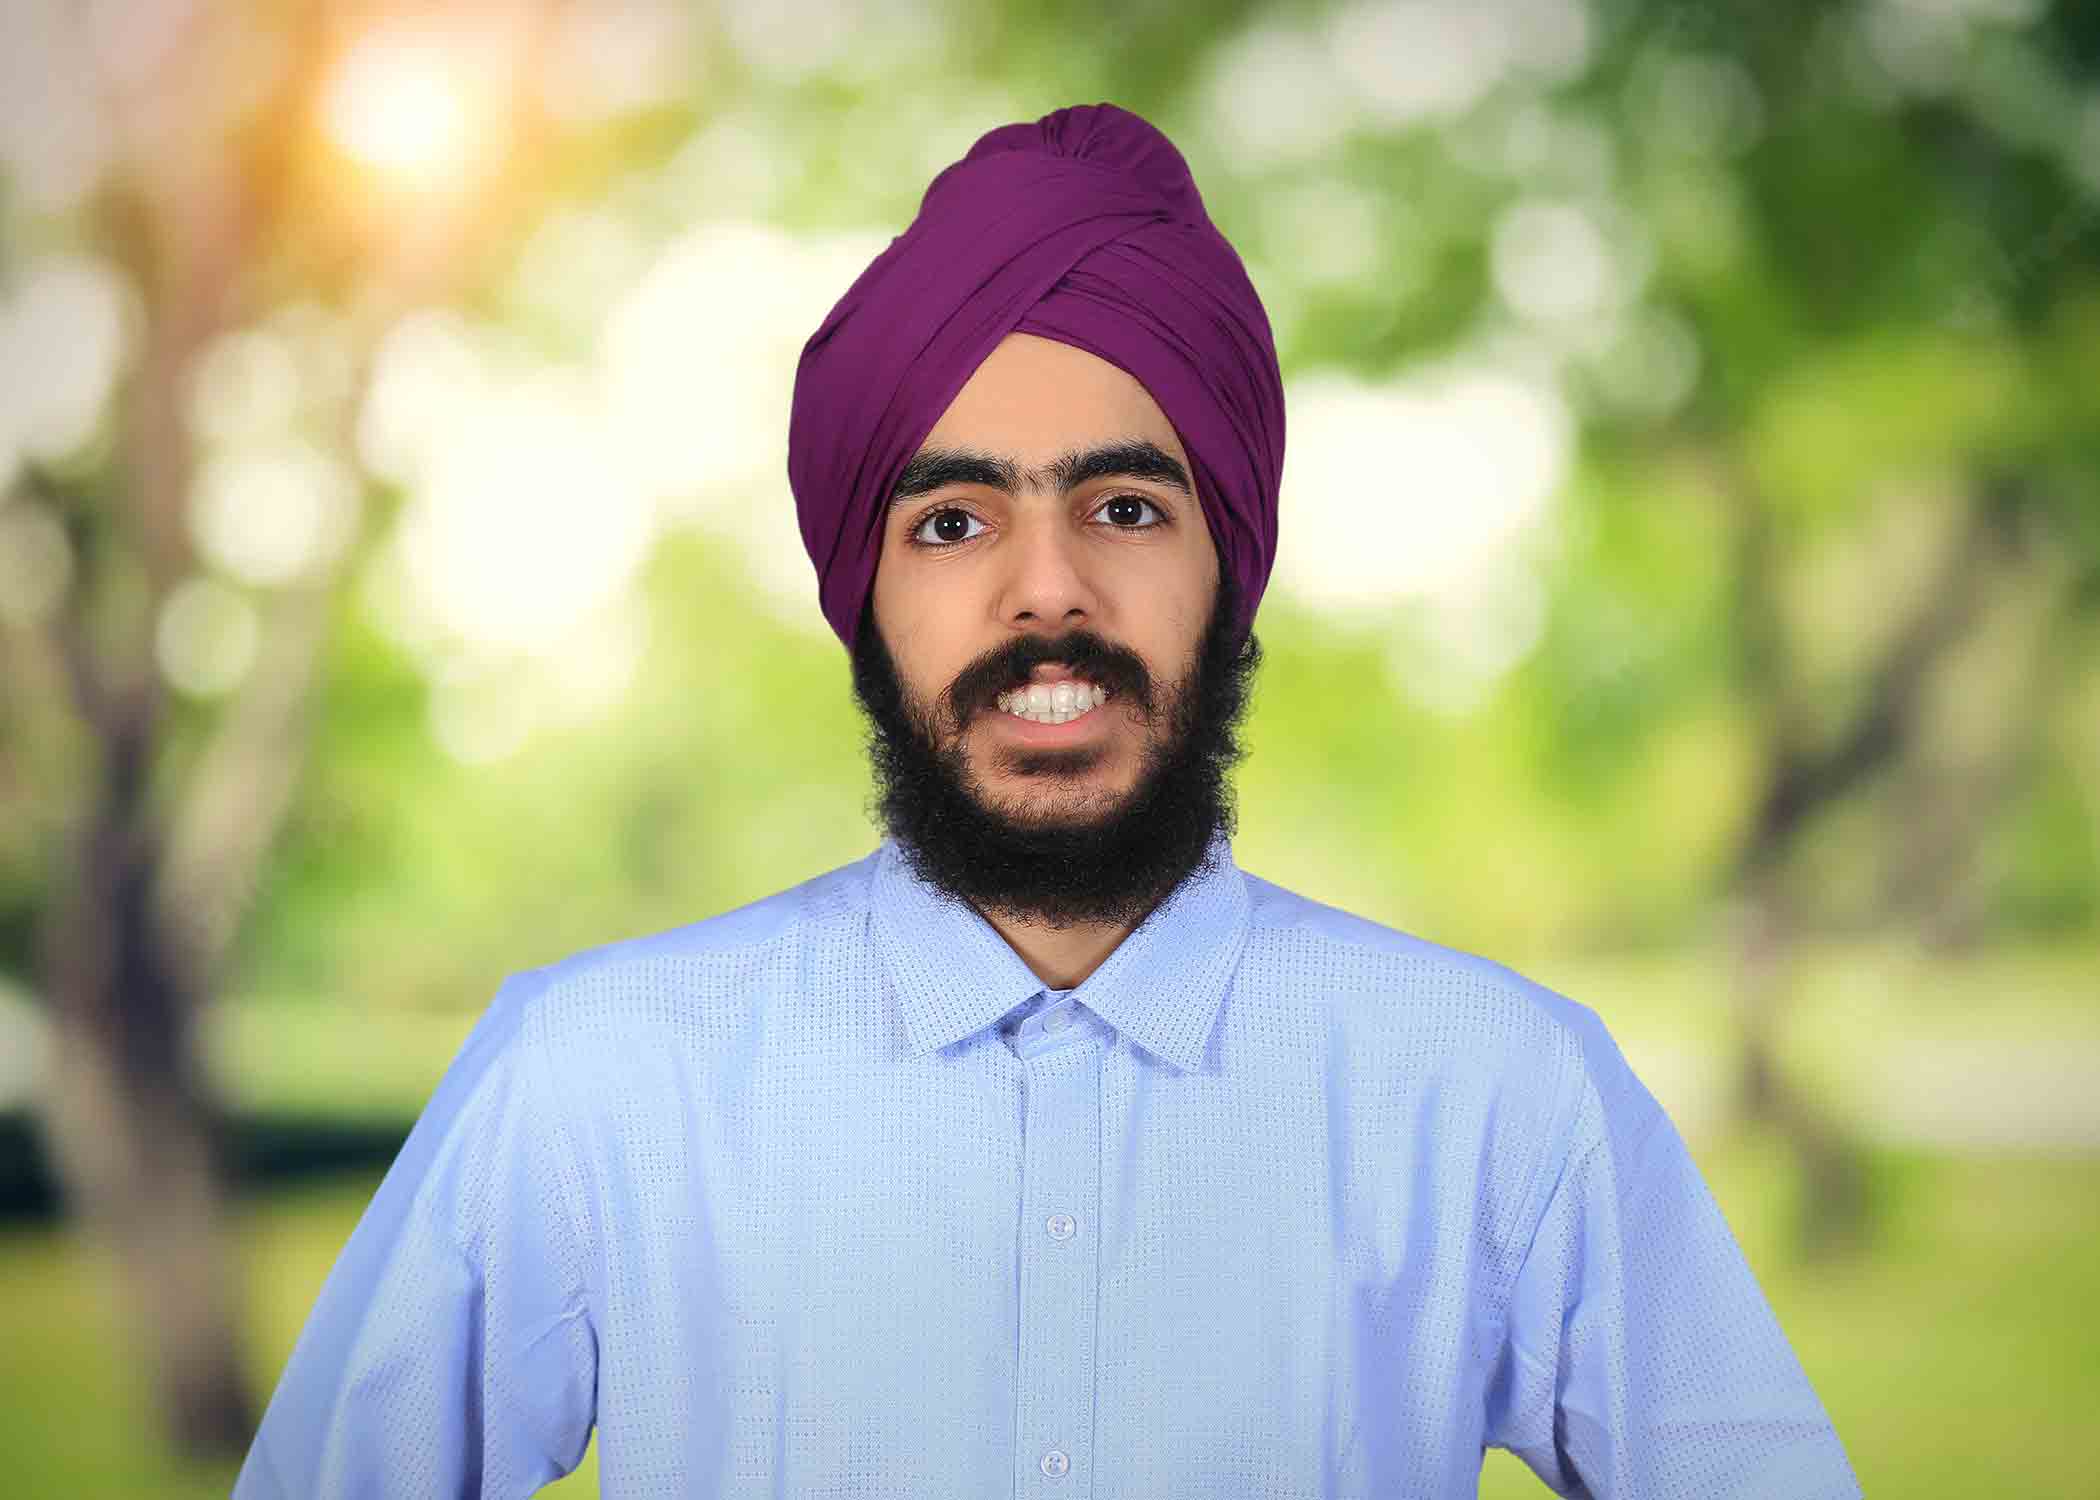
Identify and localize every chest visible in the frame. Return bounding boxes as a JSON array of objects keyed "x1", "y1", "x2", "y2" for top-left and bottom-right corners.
[{"x1": 573, "y1": 1017, "x2": 1532, "y2": 1497}]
